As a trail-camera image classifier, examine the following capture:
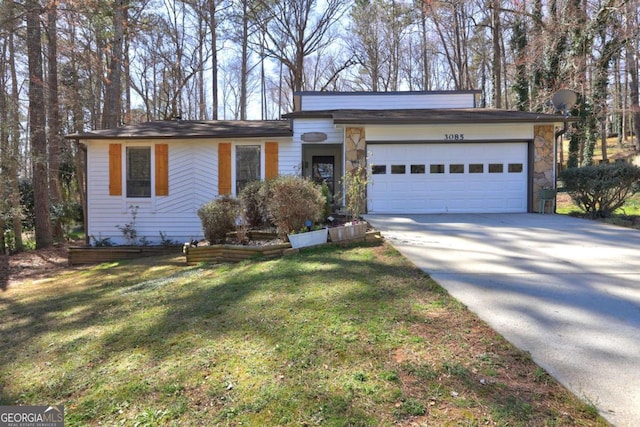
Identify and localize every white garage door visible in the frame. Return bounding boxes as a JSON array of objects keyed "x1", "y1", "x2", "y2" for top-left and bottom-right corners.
[{"x1": 367, "y1": 143, "x2": 528, "y2": 213}]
